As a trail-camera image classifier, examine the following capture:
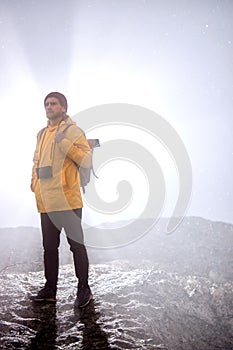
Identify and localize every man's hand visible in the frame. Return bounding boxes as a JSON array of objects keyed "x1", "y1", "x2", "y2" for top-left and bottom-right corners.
[{"x1": 54, "y1": 131, "x2": 65, "y2": 143}]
